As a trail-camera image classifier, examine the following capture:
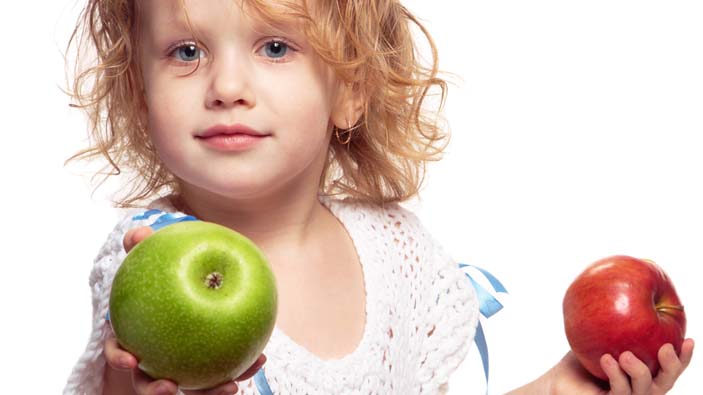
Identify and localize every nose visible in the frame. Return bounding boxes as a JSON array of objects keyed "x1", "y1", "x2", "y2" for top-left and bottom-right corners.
[{"x1": 205, "y1": 51, "x2": 255, "y2": 109}]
